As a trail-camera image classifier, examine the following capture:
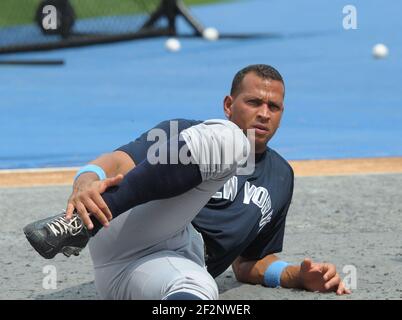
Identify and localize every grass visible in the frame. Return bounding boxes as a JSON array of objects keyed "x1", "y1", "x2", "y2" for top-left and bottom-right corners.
[{"x1": 0, "y1": 0, "x2": 229, "y2": 27}]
